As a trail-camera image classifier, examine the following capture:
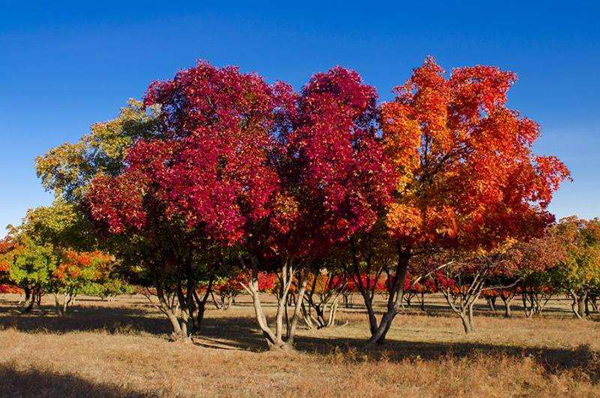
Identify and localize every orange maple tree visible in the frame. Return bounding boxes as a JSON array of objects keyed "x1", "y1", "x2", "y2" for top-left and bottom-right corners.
[{"x1": 365, "y1": 57, "x2": 570, "y2": 344}]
